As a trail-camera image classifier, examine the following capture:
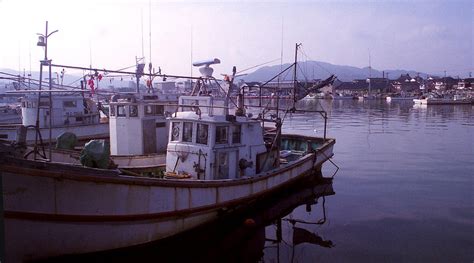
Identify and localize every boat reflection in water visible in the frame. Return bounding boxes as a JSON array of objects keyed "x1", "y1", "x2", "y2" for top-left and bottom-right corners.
[{"x1": 40, "y1": 173, "x2": 335, "y2": 263}]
